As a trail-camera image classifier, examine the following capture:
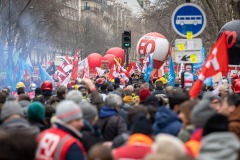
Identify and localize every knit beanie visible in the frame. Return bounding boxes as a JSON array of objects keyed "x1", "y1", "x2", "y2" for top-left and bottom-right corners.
[
  {"x1": 28, "y1": 102, "x2": 45, "y2": 121},
  {"x1": 1, "y1": 101, "x2": 23, "y2": 121},
  {"x1": 79, "y1": 101, "x2": 97, "y2": 122},
  {"x1": 191, "y1": 99, "x2": 216, "y2": 128},
  {"x1": 139, "y1": 89, "x2": 151, "y2": 103},
  {"x1": 65, "y1": 90, "x2": 83, "y2": 104},
  {"x1": 144, "y1": 95, "x2": 159, "y2": 108},
  {"x1": 56, "y1": 100, "x2": 83, "y2": 123},
  {"x1": 131, "y1": 114, "x2": 152, "y2": 135},
  {"x1": 203, "y1": 114, "x2": 229, "y2": 137}
]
